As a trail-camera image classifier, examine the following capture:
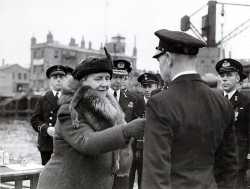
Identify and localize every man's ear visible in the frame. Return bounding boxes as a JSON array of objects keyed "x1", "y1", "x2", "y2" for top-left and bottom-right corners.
[
  {"x1": 166, "y1": 52, "x2": 174, "y2": 67},
  {"x1": 236, "y1": 73, "x2": 240, "y2": 82}
]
